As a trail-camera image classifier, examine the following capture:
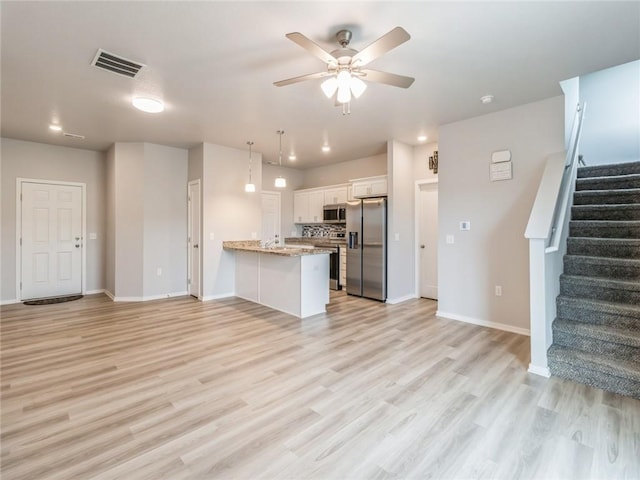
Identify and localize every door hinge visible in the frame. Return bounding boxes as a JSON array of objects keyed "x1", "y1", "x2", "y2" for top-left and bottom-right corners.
[
  {"x1": 19, "y1": 238, "x2": 22, "y2": 246},
  {"x1": 20, "y1": 193, "x2": 23, "y2": 201},
  {"x1": 188, "y1": 278, "x2": 191, "y2": 285}
]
